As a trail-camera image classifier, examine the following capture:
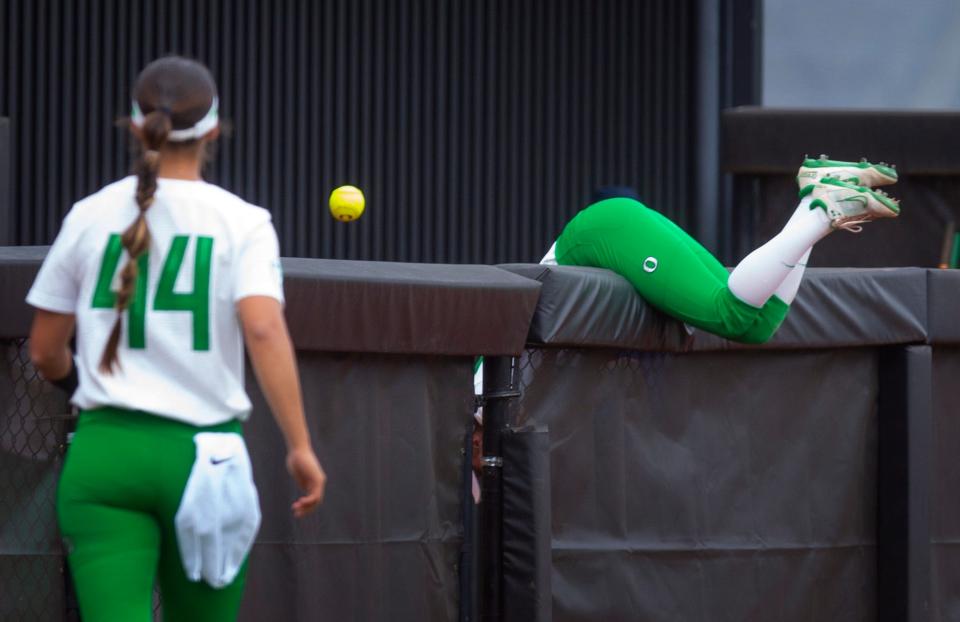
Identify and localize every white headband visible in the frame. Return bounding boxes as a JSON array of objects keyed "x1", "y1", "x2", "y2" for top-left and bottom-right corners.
[{"x1": 131, "y1": 97, "x2": 219, "y2": 142}]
